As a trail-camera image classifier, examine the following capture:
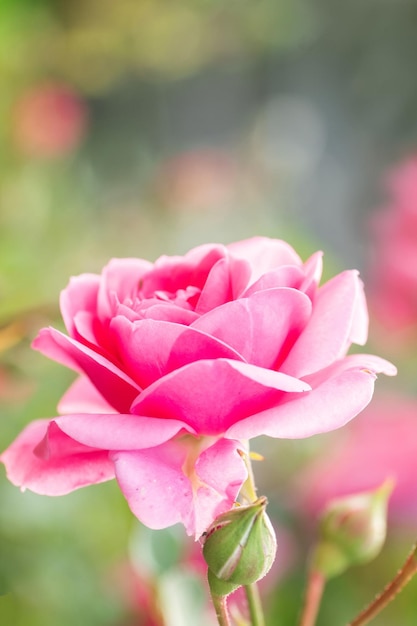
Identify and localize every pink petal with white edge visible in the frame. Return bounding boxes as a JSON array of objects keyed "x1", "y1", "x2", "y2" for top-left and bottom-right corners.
[
  {"x1": 227, "y1": 237, "x2": 303, "y2": 283},
  {"x1": 53, "y1": 413, "x2": 193, "y2": 450},
  {"x1": 111, "y1": 437, "x2": 247, "y2": 537},
  {"x1": 132, "y1": 359, "x2": 310, "y2": 435},
  {"x1": 111, "y1": 317, "x2": 244, "y2": 389},
  {"x1": 192, "y1": 288, "x2": 311, "y2": 369},
  {"x1": 226, "y1": 354, "x2": 396, "y2": 440},
  {"x1": 58, "y1": 376, "x2": 117, "y2": 414},
  {"x1": 33, "y1": 327, "x2": 140, "y2": 412},
  {"x1": 60, "y1": 273, "x2": 100, "y2": 338},
  {"x1": 281, "y1": 270, "x2": 366, "y2": 378},
  {"x1": 0, "y1": 420, "x2": 114, "y2": 495}
]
